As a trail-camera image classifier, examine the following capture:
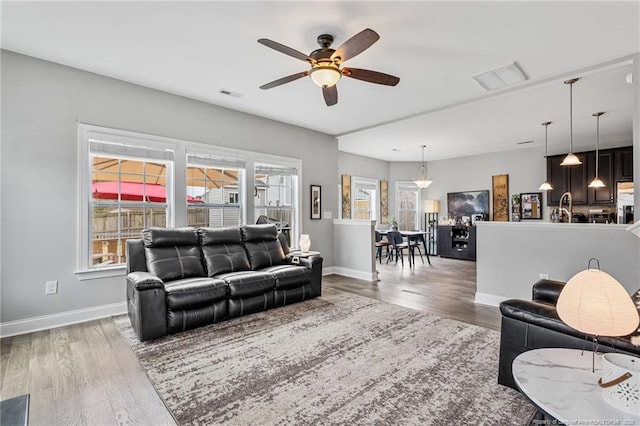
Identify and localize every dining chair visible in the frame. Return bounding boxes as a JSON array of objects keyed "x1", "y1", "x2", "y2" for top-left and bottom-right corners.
[
  {"x1": 386, "y1": 231, "x2": 411, "y2": 267},
  {"x1": 374, "y1": 231, "x2": 389, "y2": 263},
  {"x1": 409, "y1": 230, "x2": 426, "y2": 265}
]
